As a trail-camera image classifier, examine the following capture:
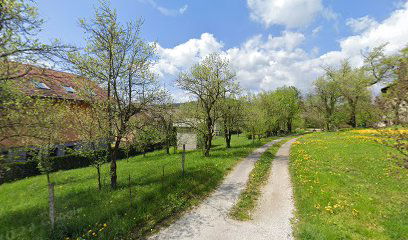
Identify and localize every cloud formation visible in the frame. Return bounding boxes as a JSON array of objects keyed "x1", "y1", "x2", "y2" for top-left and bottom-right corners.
[
  {"x1": 154, "y1": 2, "x2": 408, "y2": 101},
  {"x1": 141, "y1": 0, "x2": 188, "y2": 16},
  {"x1": 247, "y1": 0, "x2": 323, "y2": 28},
  {"x1": 346, "y1": 16, "x2": 378, "y2": 33}
]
